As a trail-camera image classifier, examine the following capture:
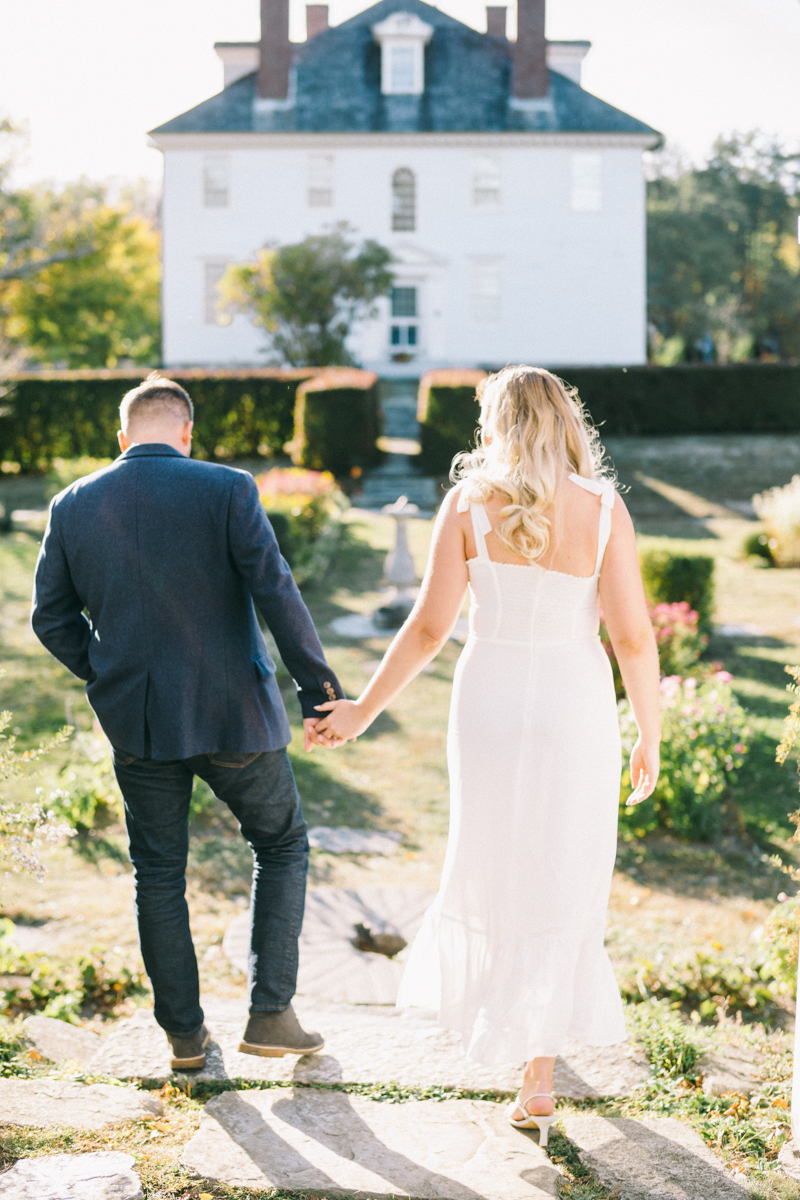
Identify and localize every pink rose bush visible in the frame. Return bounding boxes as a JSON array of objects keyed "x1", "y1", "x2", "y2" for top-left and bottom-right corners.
[{"x1": 601, "y1": 601, "x2": 706, "y2": 699}]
